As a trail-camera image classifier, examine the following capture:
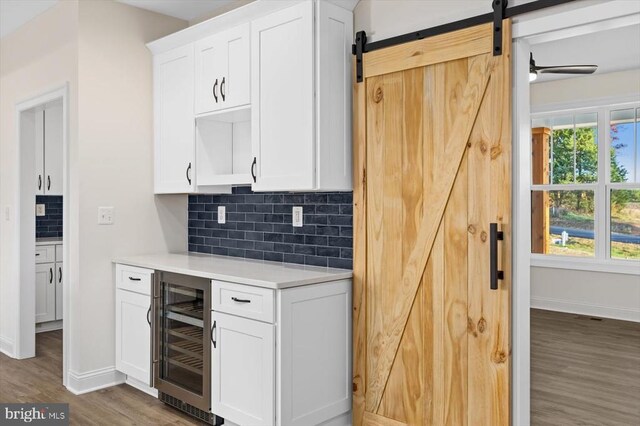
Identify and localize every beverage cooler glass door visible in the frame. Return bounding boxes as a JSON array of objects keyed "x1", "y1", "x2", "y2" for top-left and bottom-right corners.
[{"x1": 153, "y1": 271, "x2": 211, "y2": 412}]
